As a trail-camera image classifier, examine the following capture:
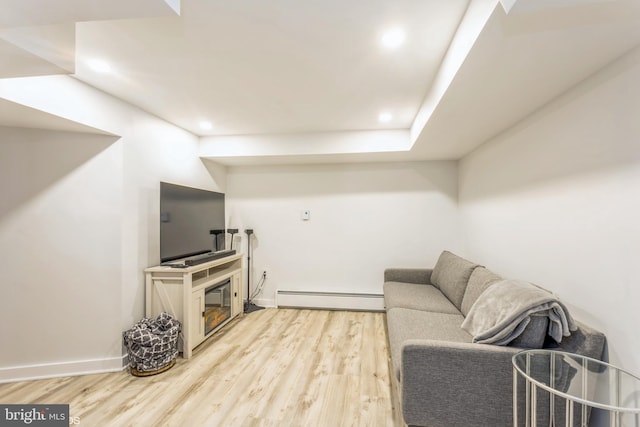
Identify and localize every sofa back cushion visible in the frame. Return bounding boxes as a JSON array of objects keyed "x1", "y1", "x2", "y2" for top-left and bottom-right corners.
[
  {"x1": 461, "y1": 267, "x2": 502, "y2": 316},
  {"x1": 430, "y1": 251, "x2": 479, "y2": 310}
]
